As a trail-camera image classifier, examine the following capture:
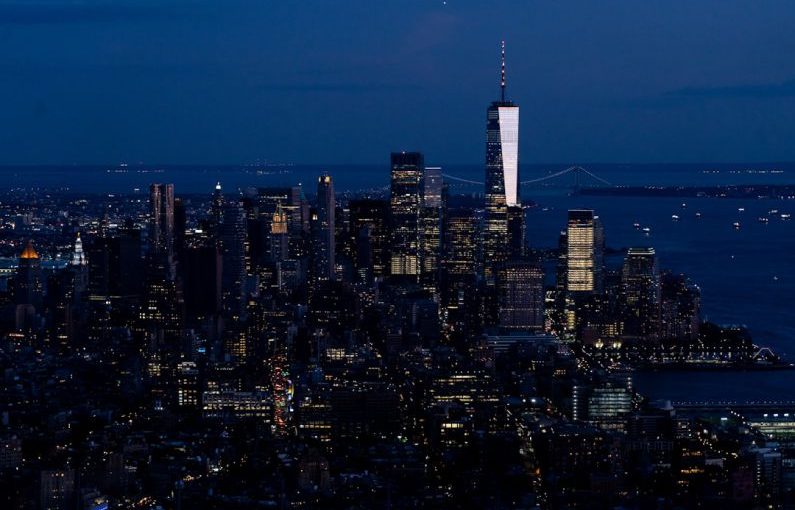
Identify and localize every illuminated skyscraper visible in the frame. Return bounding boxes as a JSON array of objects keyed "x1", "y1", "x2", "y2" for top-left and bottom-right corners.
[
  {"x1": 441, "y1": 208, "x2": 480, "y2": 337},
  {"x1": 497, "y1": 261, "x2": 544, "y2": 331},
  {"x1": 419, "y1": 205, "x2": 442, "y2": 292},
  {"x1": 149, "y1": 183, "x2": 175, "y2": 256},
  {"x1": 270, "y1": 203, "x2": 289, "y2": 264},
  {"x1": 221, "y1": 201, "x2": 248, "y2": 318},
  {"x1": 422, "y1": 166, "x2": 443, "y2": 208},
  {"x1": 622, "y1": 247, "x2": 661, "y2": 339},
  {"x1": 15, "y1": 240, "x2": 42, "y2": 309},
  {"x1": 507, "y1": 205, "x2": 526, "y2": 259},
  {"x1": 566, "y1": 209, "x2": 603, "y2": 293},
  {"x1": 484, "y1": 42, "x2": 520, "y2": 281},
  {"x1": 349, "y1": 199, "x2": 389, "y2": 282},
  {"x1": 314, "y1": 173, "x2": 336, "y2": 281},
  {"x1": 211, "y1": 181, "x2": 224, "y2": 233},
  {"x1": 389, "y1": 152, "x2": 424, "y2": 278},
  {"x1": 70, "y1": 233, "x2": 89, "y2": 299}
]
